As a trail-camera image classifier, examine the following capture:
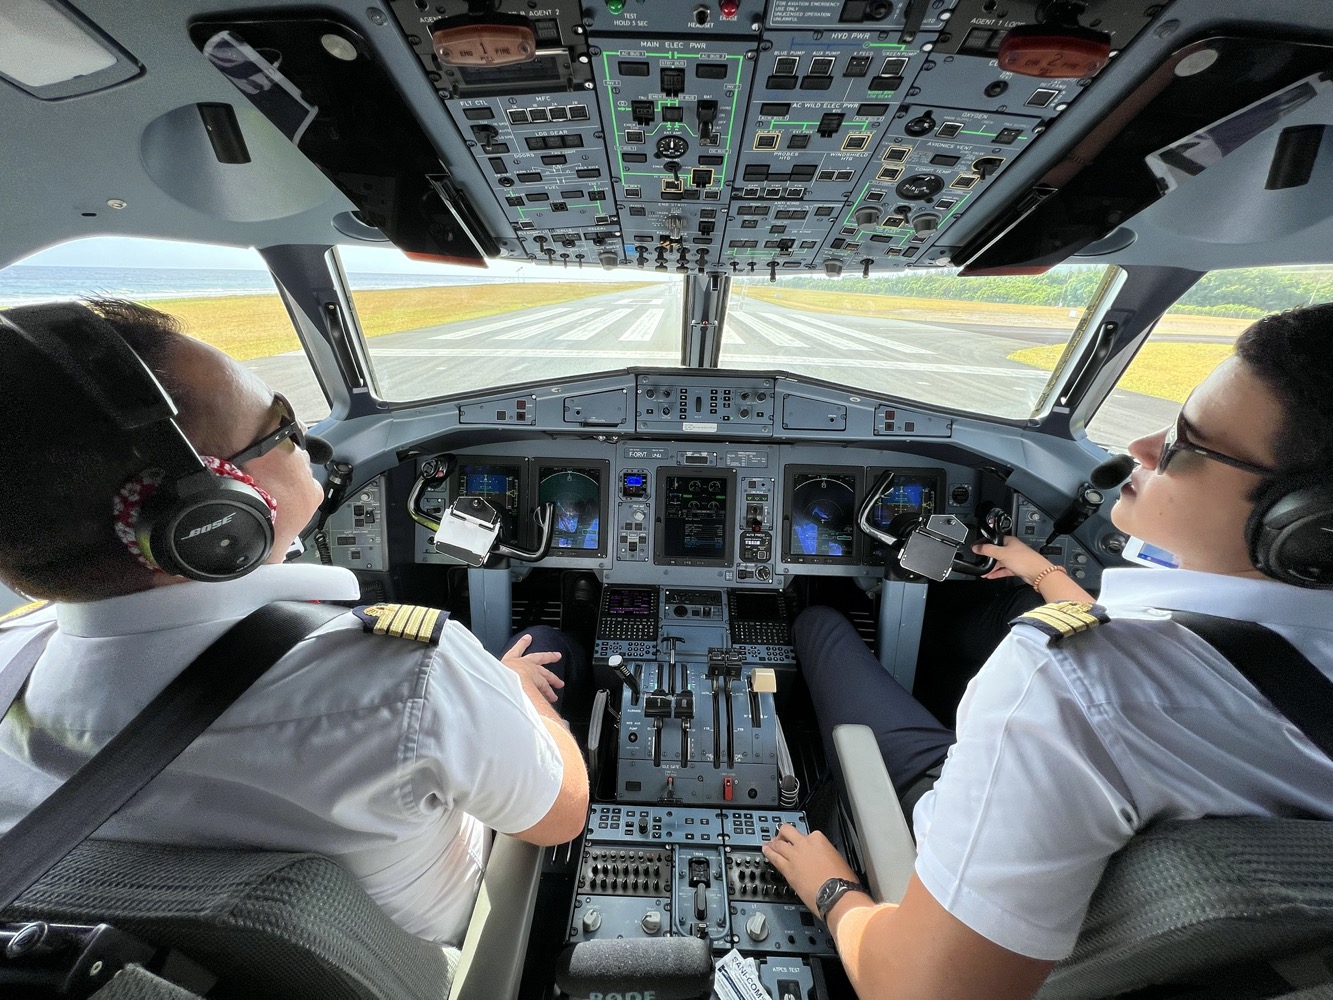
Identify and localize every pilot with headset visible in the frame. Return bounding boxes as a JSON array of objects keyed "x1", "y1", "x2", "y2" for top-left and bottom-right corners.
[
  {"x1": 0, "y1": 299, "x2": 589, "y2": 947},
  {"x1": 764, "y1": 304, "x2": 1333, "y2": 999}
]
